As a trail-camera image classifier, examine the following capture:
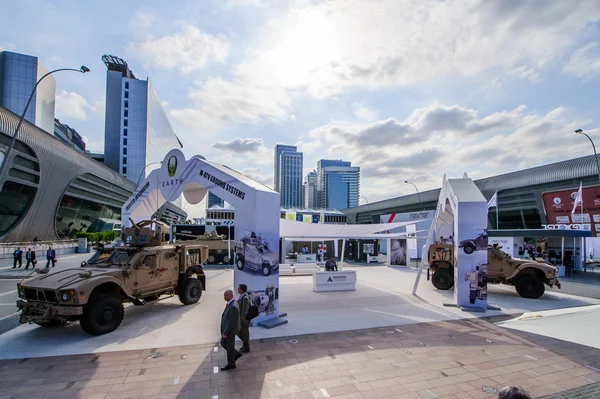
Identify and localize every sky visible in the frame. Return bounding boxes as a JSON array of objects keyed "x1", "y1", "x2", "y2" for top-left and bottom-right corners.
[{"x1": 2, "y1": 0, "x2": 600, "y2": 218}]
